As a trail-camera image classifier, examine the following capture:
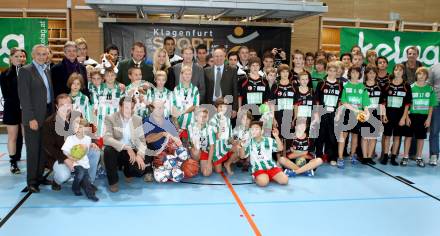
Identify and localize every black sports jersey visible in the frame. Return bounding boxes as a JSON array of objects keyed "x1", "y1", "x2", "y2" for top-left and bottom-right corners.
[
  {"x1": 377, "y1": 74, "x2": 390, "y2": 89},
  {"x1": 291, "y1": 70, "x2": 313, "y2": 88},
  {"x1": 382, "y1": 80, "x2": 412, "y2": 112},
  {"x1": 365, "y1": 83, "x2": 384, "y2": 117},
  {"x1": 271, "y1": 83, "x2": 296, "y2": 111},
  {"x1": 314, "y1": 79, "x2": 343, "y2": 112},
  {"x1": 292, "y1": 136, "x2": 310, "y2": 152},
  {"x1": 295, "y1": 87, "x2": 314, "y2": 118},
  {"x1": 239, "y1": 75, "x2": 270, "y2": 106}
]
